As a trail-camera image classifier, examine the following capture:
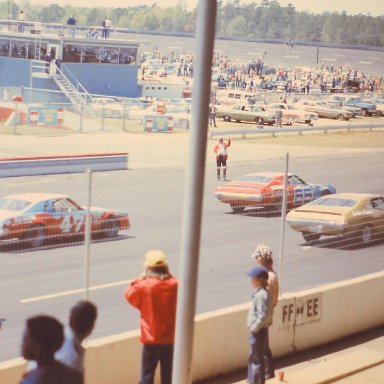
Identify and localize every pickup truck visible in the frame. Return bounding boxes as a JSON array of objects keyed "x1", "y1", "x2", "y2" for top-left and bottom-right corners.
[{"x1": 328, "y1": 95, "x2": 379, "y2": 116}]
